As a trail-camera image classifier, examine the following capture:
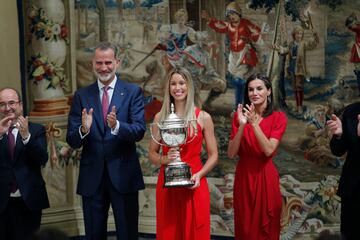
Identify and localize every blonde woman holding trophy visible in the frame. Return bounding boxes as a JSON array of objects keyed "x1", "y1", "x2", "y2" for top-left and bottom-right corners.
[{"x1": 148, "y1": 66, "x2": 218, "y2": 239}]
